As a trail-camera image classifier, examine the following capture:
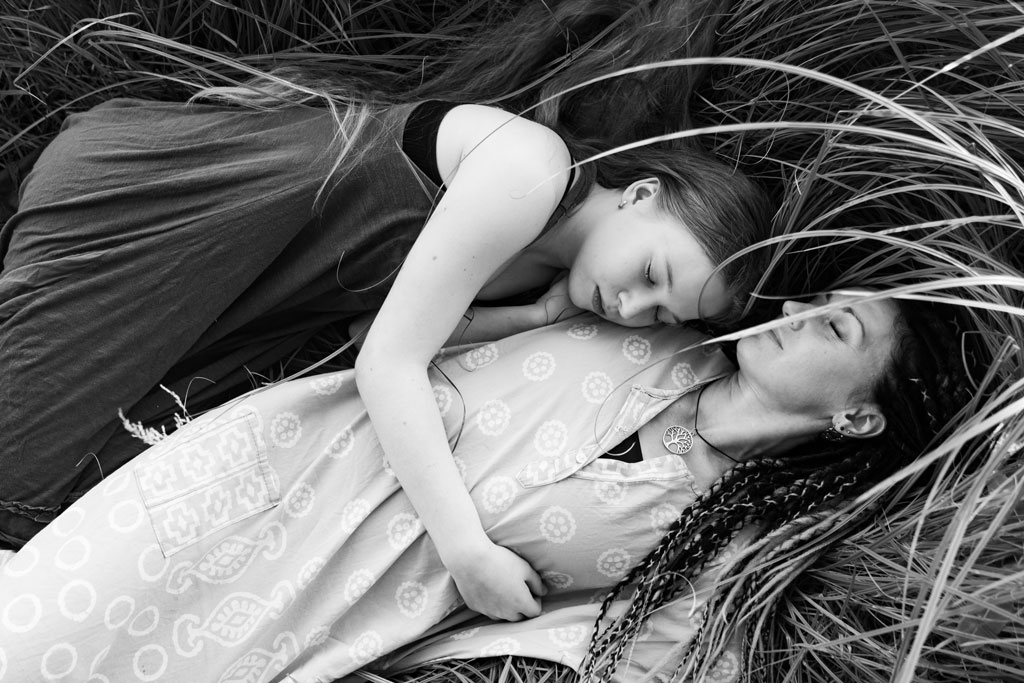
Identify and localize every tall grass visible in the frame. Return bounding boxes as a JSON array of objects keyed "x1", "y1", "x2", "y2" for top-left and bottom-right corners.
[{"x1": 2, "y1": 1, "x2": 1022, "y2": 682}]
